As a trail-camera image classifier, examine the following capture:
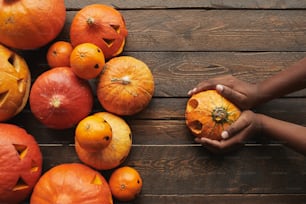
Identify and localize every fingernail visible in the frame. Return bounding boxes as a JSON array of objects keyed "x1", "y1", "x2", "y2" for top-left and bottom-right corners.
[
  {"x1": 188, "y1": 88, "x2": 196, "y2": 95},
  {"x1": 221, "y1": 131, "x2": 229, "y2": 139},
  {"x1": 216, "y1": 84, "x2": 224, "y2": 92}
]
